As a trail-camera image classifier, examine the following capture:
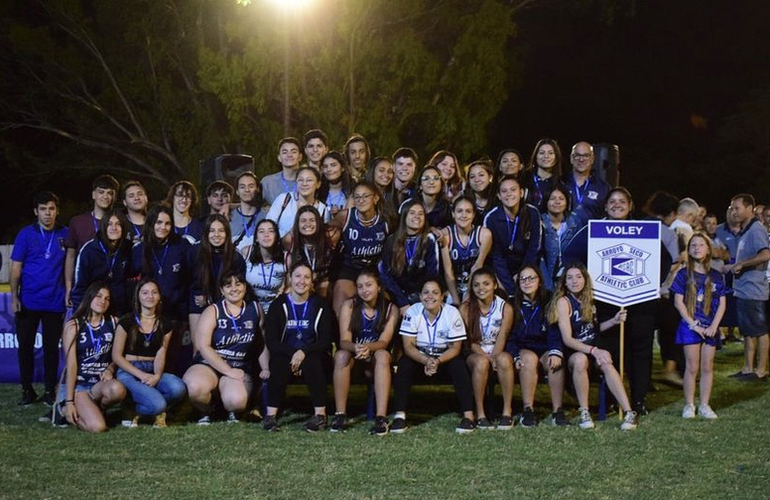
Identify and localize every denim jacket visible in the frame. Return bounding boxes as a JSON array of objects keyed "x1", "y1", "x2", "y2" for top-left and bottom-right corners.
[{"x1": 540, "y1": 212, "x2": 583, "y2": 291}]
